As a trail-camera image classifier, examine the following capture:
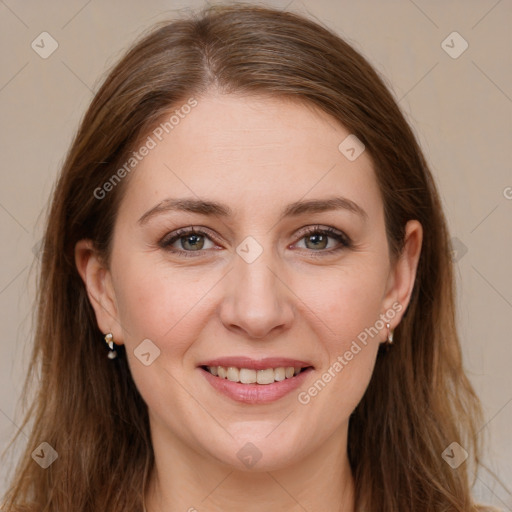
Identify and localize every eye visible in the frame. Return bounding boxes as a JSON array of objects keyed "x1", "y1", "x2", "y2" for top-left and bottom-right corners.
[
  {"x1": 293, "y1": 225, "x2": 351, "y2": 254},
  {"x1": 158, "y1": 226, "x2": 219, "y2": 257},
  {"x1": 159, "y1": 224, "x2": 352, "y2": 258}
]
